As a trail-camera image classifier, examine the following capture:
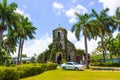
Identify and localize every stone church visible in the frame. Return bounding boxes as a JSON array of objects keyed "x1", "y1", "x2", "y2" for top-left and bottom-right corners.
[{"x1": 53, "y1": 27, "x2": 84, "y2": 64}]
